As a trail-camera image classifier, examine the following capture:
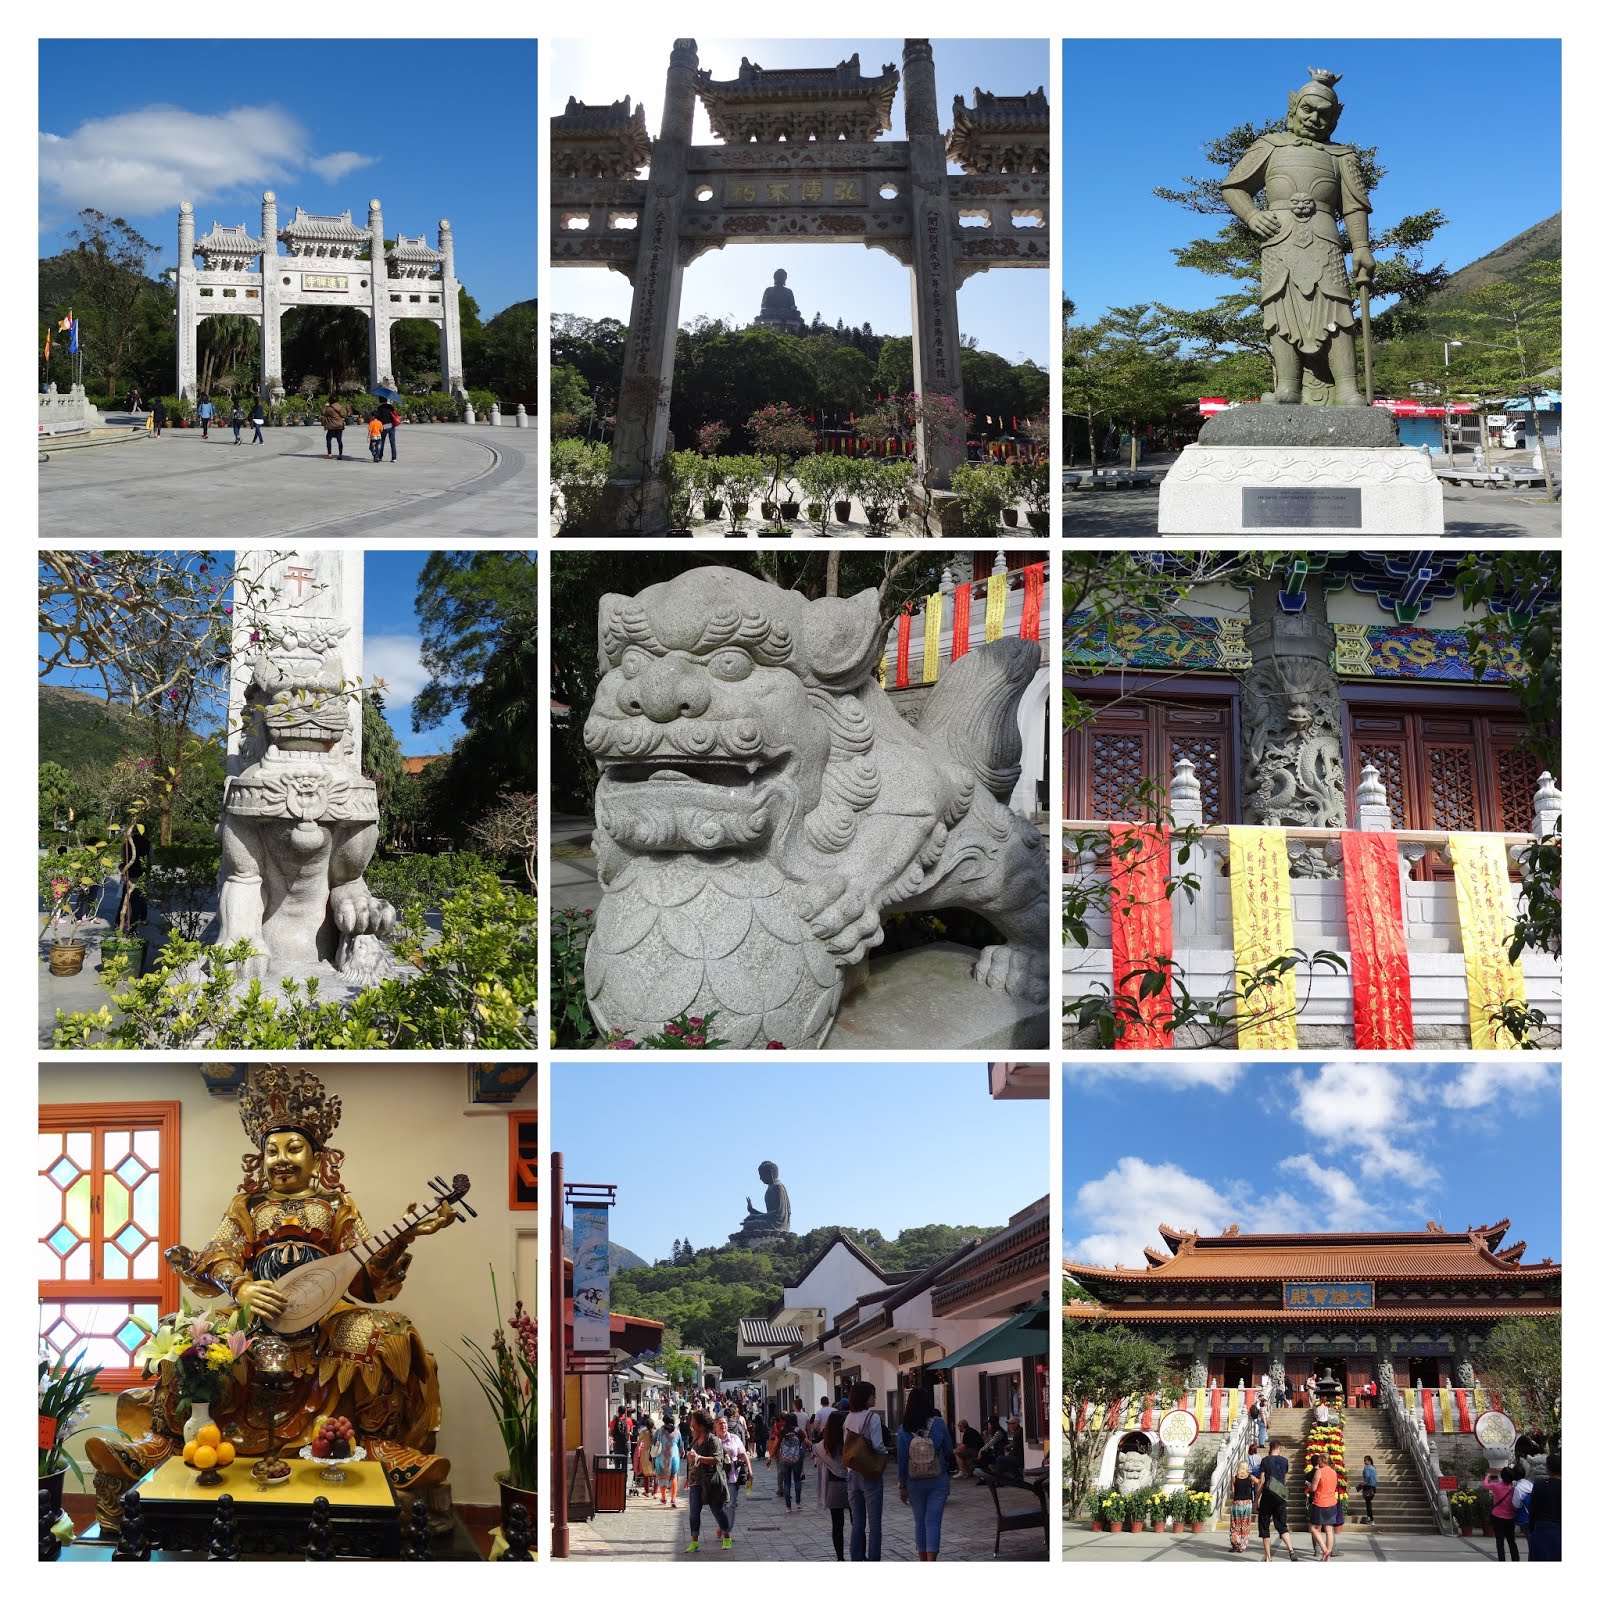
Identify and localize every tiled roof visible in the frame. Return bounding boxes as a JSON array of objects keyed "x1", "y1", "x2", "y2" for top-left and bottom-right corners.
[
  {"x1": 1066, "y1": 1302, "x2": 1561, "y2": 1323},
  {"x1": 932, "y1": 1238, "x2": 1049, "y2": 1315},
  {"x1": 280, "y1": 208, "x2": 369, "y2": 243},
  {"x1": 738, "y1": 1318, "x2": 802, "y2": 1348}
]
